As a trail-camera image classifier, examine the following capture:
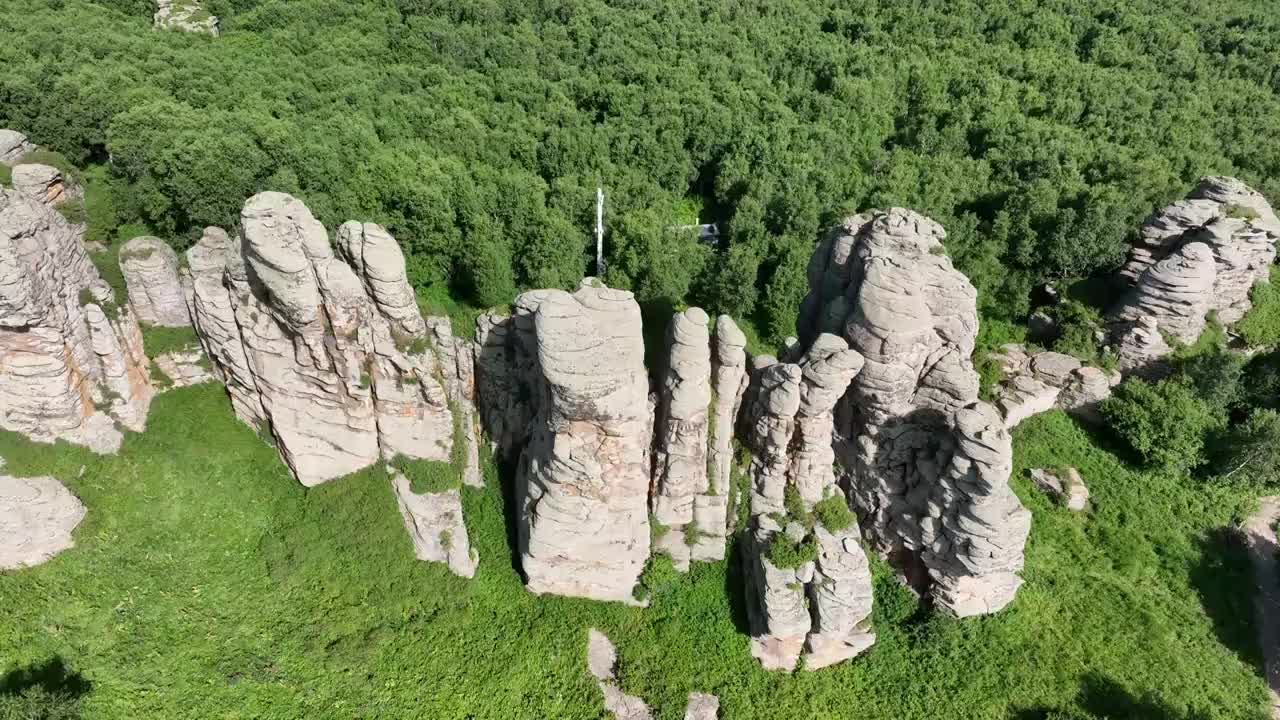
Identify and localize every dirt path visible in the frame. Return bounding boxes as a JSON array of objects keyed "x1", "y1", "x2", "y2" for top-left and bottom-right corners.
[{"x1": 1245, "y1": 496, "x2": 1280, "y2": 719}]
